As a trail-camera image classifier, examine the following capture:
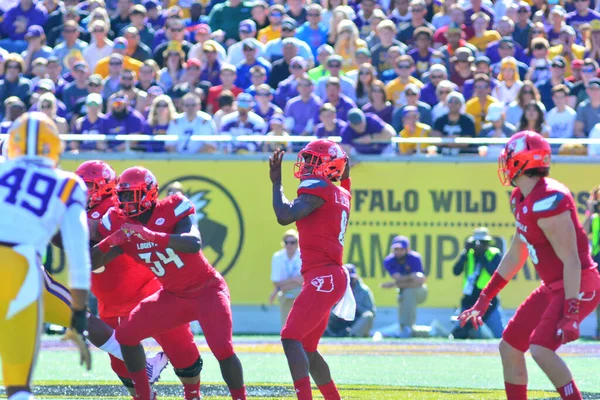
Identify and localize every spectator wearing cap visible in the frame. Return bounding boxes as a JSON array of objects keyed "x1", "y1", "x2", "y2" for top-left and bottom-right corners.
[
  {"x1": 536, "y1": 55, "x2": 574, "y2": 111},
  {"x1": 263, "y1": 113, "x2": 291, "y2": 152},
  {"x1": 315, "y1": 102, "x2": 347, "y2": 138},
  {"x1": 546, "y1": 84, "x2": 576, "y2": 144},
  {"x1": 484, "y1": 19, "x2": 526, "y2": 65},
  {"x1": 479, "y1": 103, "x2": 516, "y2": 157},
  {"x1": 398, "y1": 105, "x2": 430, "y2": 155},
  {"x1": 101, "y1": 93, "x2": 145, "y2": 150},
  {"x1": 151, "y1": 9, "x2": 189, "y2": 50},
  {"x1": 388, "y1": 0, "x2": 411, "y2": 26},
  {"x1": 253, "y1": 83, "x2": 282, "y2": 120},
  {"x1": 546, "y1": 6, "x2": 566, "y2": 46},
  {"x1": 94, "y1": 38, "x2": 144, "y2": 79},
  {"x1": 46, "y1": 7, "x2": 83, "y2": 48},
  {"x1": 438, "y1": 25, "x2": 477, "y2": 74},
  {"x1": 100, "y1": 54, "x2": 124, "y2": 100},
  {"x1": 122, "y1": 26, "x2": 152, "y2": 62},
  {"x1": 29, "y1": 79, "x2": 67, "y2": 118},
  {"x1": 63, "y1": 61, "x2": 90, "y2": 119},
  {"x1": 245, "y1": 66, "x2": 268, "y2": 96},
  {"x1": 381, "y1": 236, "x2": 428, "y2": 339},
  {"x1": 512, "y1": 2, "x2": 534, "y2": 49},
  {"x1": 22, "y1": 25, "x2": 53, "y2": 74},
  {"x1": 295, "y1": 3, "x2": 328, "y2": 58},
  {"x1": 206, "y1": 64, "x2": 243, "y2": 113},
  {"x1": 420, "y1": 64, "x2": 450, "y2": 106},
  {"x1": 505, "y1": 82, "x2": 546, "y2": 128},
  {"x1": 283, "y1": 76, "x2": 322, "y2": 138},
  {"x1": 43, "y1": 0, "x2": 65, "y2": 34},
  {"x1": 269, "y1": 229, "x2": 302, "y2": 327},
  {"x1": 269, "y1": 40, "x2": 300, "y2": 90},
  {"x1": 251, "y1": 1, "x2": 270, "y2": 31},
  {"x1": 84, "y1": 21, "x2": 114, "y2": 72},
  {"x1": 465, "y1": 74, "x2": 498, "y2": 134},
  {"x1": 287, "y1": 0, "x2": 308, "y2": 25},
  {"x1": 165, "y1": 92, "x2": 217, "y2": 154},
  {"x1": 567, "y1": 59, "x2": 585, "y2": 85},
  {"x1": 341, "y1": 108, "x2": 395, "y2": 155},
  {"x1": 208, "y1": 0, "x2": 253, "y2": 43},
  {"x1": 430, "y1": 80, "x2": 457, "y2": 122},
  {"x1": 158, "y1": 41, "x2": 187, "y2": 92},
  {"x1": 45, "y1": 56, "x2": 66, "y2": 100},
  {"x1": 111, "y1": 0, "x2": 132, "y2": 36},
  {"x1": 258, "y1": 5, "x2": 285, "y2": 44},
  {"x1": 196, "y1": 41, "x2": 222, "y2": 87},
  {"x1": 407, "y1": 27, "x2": 436, "y2": 79},
  {"x1": 316, "y1": 55, "x2": 357, "y2": 101},
  {"x1": 569, "y1": 58, "x2": 599, "y2": 106},
  {"x1": 235, "y1": 39, "x2": 272, "y2": 90},
  {"x1": 74, "y1": 93, "x2": 107, "y2": 151},
  {"x1": 585, "y1": 19, "x2": 600, "y2": 60},
  {"x1": 122, "y1": 4, "x2": 155, "y2": 49},
  {"x1": 0, "y1": 0, "x2": 48, "y2": 54},
  {"x1": 26, "y1": 58, "x2": 46, "y2": 92},
  {"x1": 432, "y1": 92, "x2": 476, "y2": 150},
  {"x1": 566, "y1": 0, "x2": 600, "y2": 32},
  {"x1": 391, "y1": 83, "x2": 432, "y2": 130},
  {"x1": 307, "y1": 45, "x2": 335, "y2": 82},
  {"x1": 370, "y1": 21, "x2": 406, "y2": 74},
  {"x1": 0, "y1": 54, "x2": 31, "y2": 118},
  {"x1": 397, "y1": 0, "x2": 435, "y2": 47},
  {"x1": 220, "y1": 93, "x2": 266, "y2": 153},
  {"x1": 525, "y1": 38, "x2": 551, "y2": 85},
  {"x1": 52, "y1": 20, "x2": 88, "y2": 74},
  {"x1": 38, "y1": 92, "x2": 68, "y2": 134},
  {"x1": 136, "y1": 60, "x2": 159, "y2": 92},
  {"x1": 575, "y1": 77, "x2": 600, "y2": 136},
  {"x1": 446, "y1": 47, "x2": 475, "y2": 93},
  {"x1": 183, "y1": 0, "x2": 208, "y2": 32},
  {"x1": 190, "y1": 26, "x2": 227, "y2": 63},
  {"x1": 334, "y1": 20, "x2": 367, "y2": 73},
  {"x1": 111, "y1": 69, "x2": 148, "y2": 114},
  {"x1": 273, "y1": 56, "x2": 307, "y2": 108},
  {"x1": 489, "y1": 38, "x2": 529, "y2": 81},
  {"x1": 326, "y1": 264, "x2": 376, "y2": 338},
  {"x1": 0, "y1": 97, "x2": 26, "y2": 134},
  {"x1": 352, "y1": 0, "x2": 376, "y2": 39},
  {"x1": 144, "y1": 0, "x2": 165, "y2": 31},
  {"x1": 432, "y1": 4, "x2": 470, "y2": 48},
  {"x1": 491, "y1": 57, "x2": 524, "y2": 106},
  {"x1": 464, "y1": 0, "x2": 495, "y2": 29},
  {"x1": 182, "y1": 57, "x2": 202, "y2": 89},
  {"x1": 225, "y1": 20, "x2": 264, "y2": 66},
  {"x1": 264, "y1": 19, "x2": 314, "y2": 66},
  {"x1": 364, "y1": 9, "x2": 388, "y2": 49},
  {"x1": 548, "y1": 25, "x2": 585, "y2": 77},
  {"x1": 385, "y1": 55, "x2": 423, "y2": 107},
  {"x1": 153, "y1": 20, "x2": 192, "y2": 68},
  {"x1": 468, "y1": 12, "x2": 501, "y2": 52}
]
